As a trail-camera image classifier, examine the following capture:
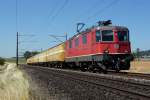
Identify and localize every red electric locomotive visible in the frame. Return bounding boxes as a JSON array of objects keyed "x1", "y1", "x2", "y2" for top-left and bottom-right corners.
[{"x1": 65, "y1": 20, "x2": 133, "y2": 73}]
